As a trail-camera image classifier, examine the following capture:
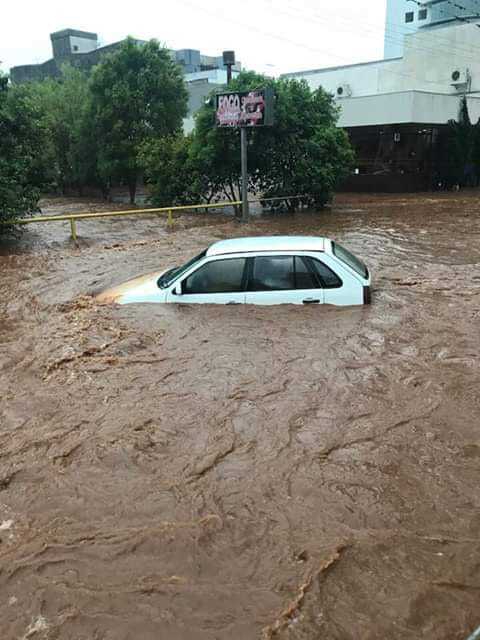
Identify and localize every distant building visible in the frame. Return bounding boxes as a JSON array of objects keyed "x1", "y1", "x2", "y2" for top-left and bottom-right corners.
[
  {"x1": 10, "y1": 30, "x2": 144, "y2": 83},
  {"x1": 9, "y1": 29, "x2": 241, "y2": 127},
  {"x1": 284, "y1": 16, "x2": 480, "y2": 191}
]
